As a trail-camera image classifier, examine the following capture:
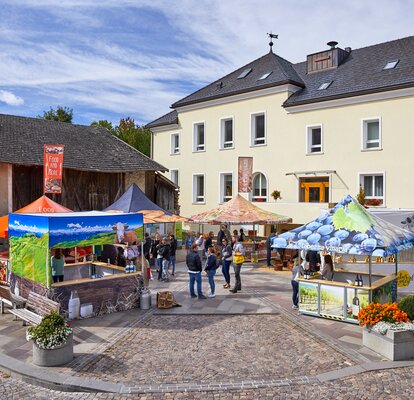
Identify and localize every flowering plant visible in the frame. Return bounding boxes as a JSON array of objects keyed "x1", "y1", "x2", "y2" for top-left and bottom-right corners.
[
  {"x1": 365, "y1": 198, "x2": 382, "y2": 206},
  {"x1": 26, "y1": 311, "x2": 72, "y2": 349},
  {"x1": 358, "y1": 302, "x2": 410, "y2": 328}
]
